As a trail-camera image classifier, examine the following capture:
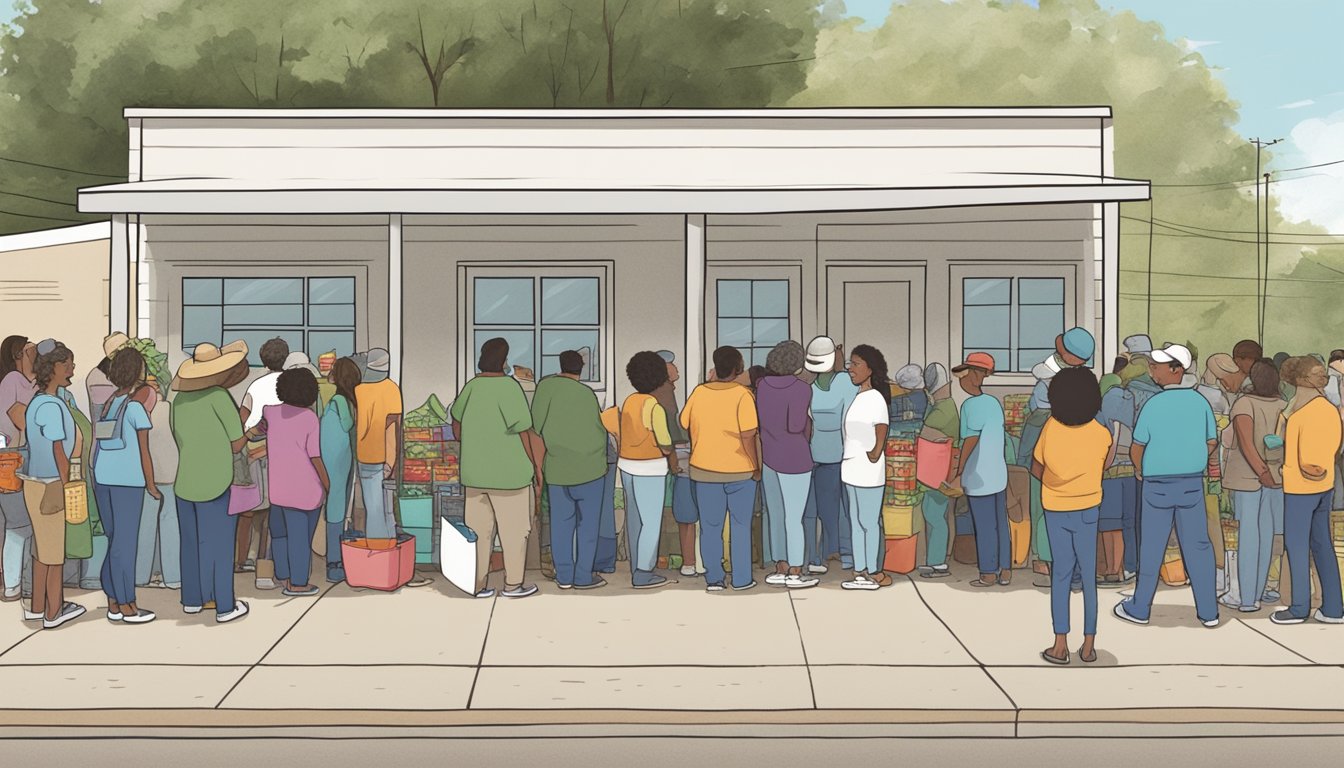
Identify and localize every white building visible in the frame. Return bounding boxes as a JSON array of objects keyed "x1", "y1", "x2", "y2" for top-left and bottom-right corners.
[{"x1": 78, "y1": 108, "x2": 1149, "y2": 406}]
